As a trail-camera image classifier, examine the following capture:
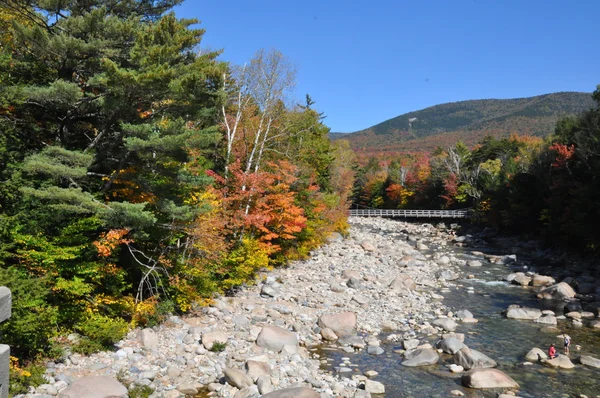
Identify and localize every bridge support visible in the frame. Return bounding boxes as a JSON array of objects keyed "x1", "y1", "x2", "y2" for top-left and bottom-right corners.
[{"x1": 0, "y1": 286, "x2": 11, "y2": 398}]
